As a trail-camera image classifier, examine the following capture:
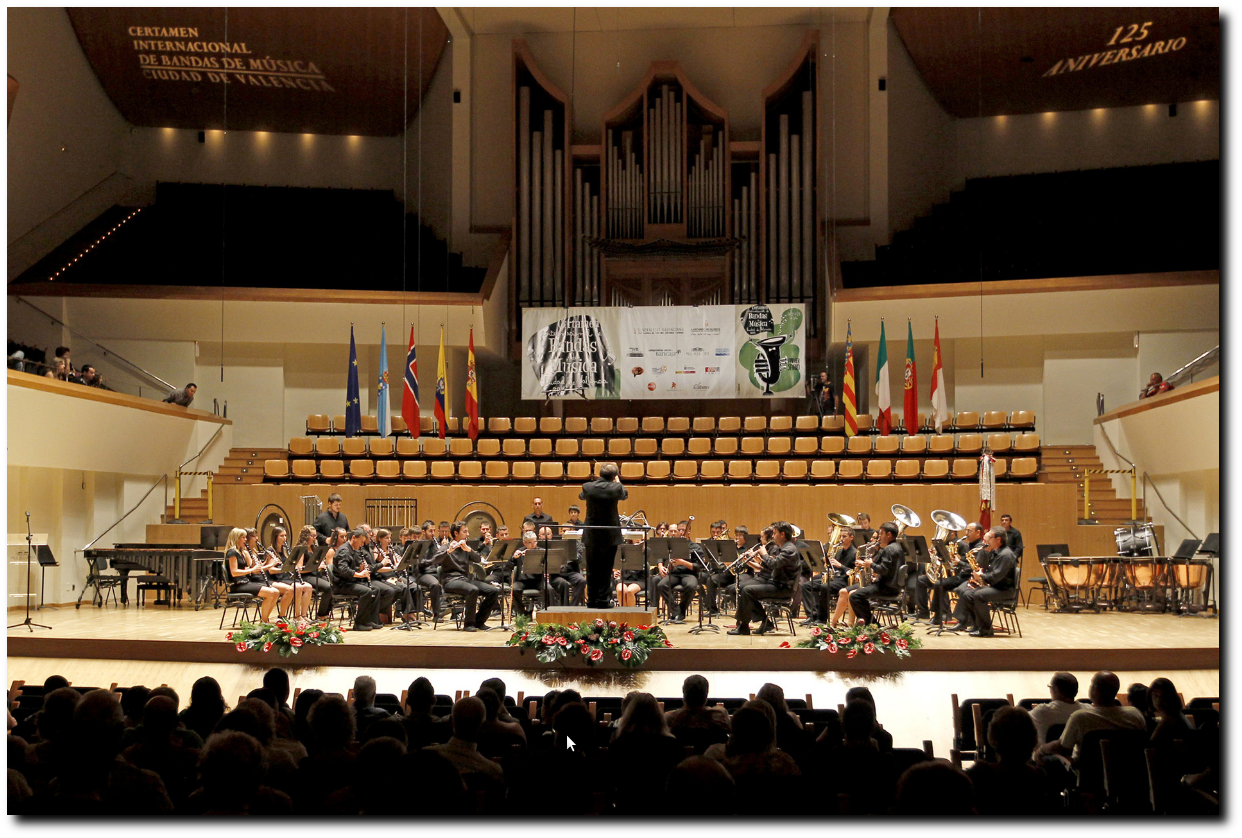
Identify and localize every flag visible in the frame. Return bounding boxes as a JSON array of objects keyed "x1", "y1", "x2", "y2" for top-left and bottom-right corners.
[
  {"x1": 875, "y1": 320, "x2": 892, "y2": 435},
  {"x1": 930, "y1": 317, "x2": 949, "y2": 434},
  {"x1": 979, "y1": 446, "x2": 996, "y2": 530},
  {"x1": 345, "y1": 325, "x2": 361, "y2": 437},
  {"x1": 903, "y1": 320, "x2": 918, "y2": 434},
  {"x1": 843, "y1": 321, "x2": 857, "y2": 437},
  {"x1": 434, "y1": 327, "x2": 447, "y2": 439},
  {"x1": 402, "y1": 326, "x2": 420, "y2": 439},
  {"x1": 376, "y1": 325, "x2": 390, "y2": 438},
  {"x1": 465, "y1": 328, "x2": 479, "y2": 441}
]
